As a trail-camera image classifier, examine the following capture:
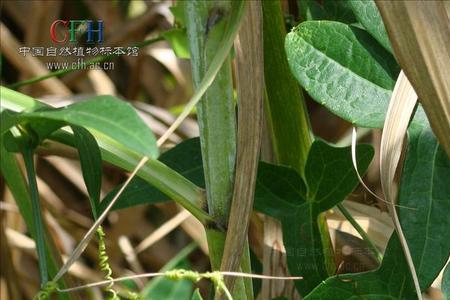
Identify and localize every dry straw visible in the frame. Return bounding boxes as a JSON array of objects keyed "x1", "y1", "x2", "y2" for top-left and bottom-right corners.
[{"x1": 379, "y1": 71, "x2": 421, "y2": 299}]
